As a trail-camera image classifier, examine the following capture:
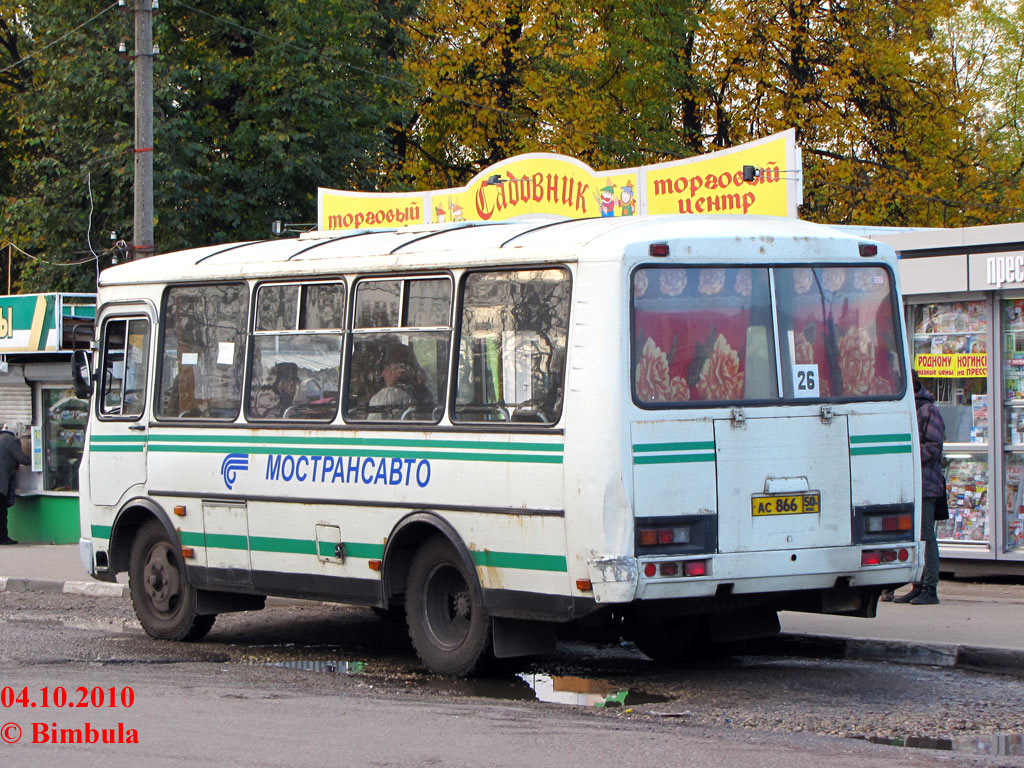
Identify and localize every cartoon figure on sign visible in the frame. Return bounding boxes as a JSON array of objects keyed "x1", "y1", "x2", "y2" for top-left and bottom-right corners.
[
  {"x1": 598, "y1": 185, "x2": 616, "y2": 217},
  {"x1": 617, "y1": 182, "x2": 636, "y2": 216},
  {"x1": 435, "y1": 206, "x2": 447, "y2": 224},
  {"x1": 450, "y1": 203, "x2": 464, "y2": 222}
]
